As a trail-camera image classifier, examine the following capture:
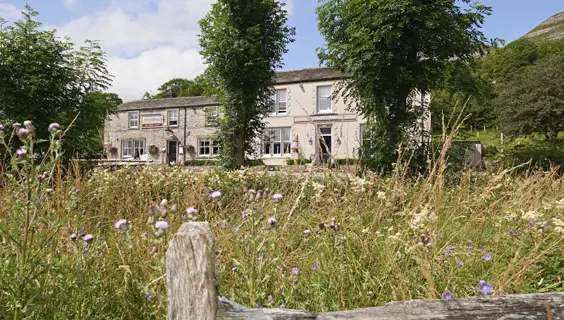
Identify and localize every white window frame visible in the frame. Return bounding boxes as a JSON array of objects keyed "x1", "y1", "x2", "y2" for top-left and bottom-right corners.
[
  {"x1": 271, "y1": 89, "x2": 287, "y2": 115},
  {"x1": 262, "y1": 127, "x2": 291, "y2": 157},
  {"x1": 198, "y1": 138, "x2": 220, "y2": 156},
  {"x1": 204, "y1": 106, "x2": 219, "y2": 127},
  {"x1": 128, "y1": 111, "x2": 139, "y2": 129},
  {"x1": 167, "y1": 109, "x2": 179, "y2": 127},
  {"x1": 316, "y1": 85, "x2": 333, "y2": 113},
  {"x1": 121, "y1": 139, "x2": 145, "y2": 158}
]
